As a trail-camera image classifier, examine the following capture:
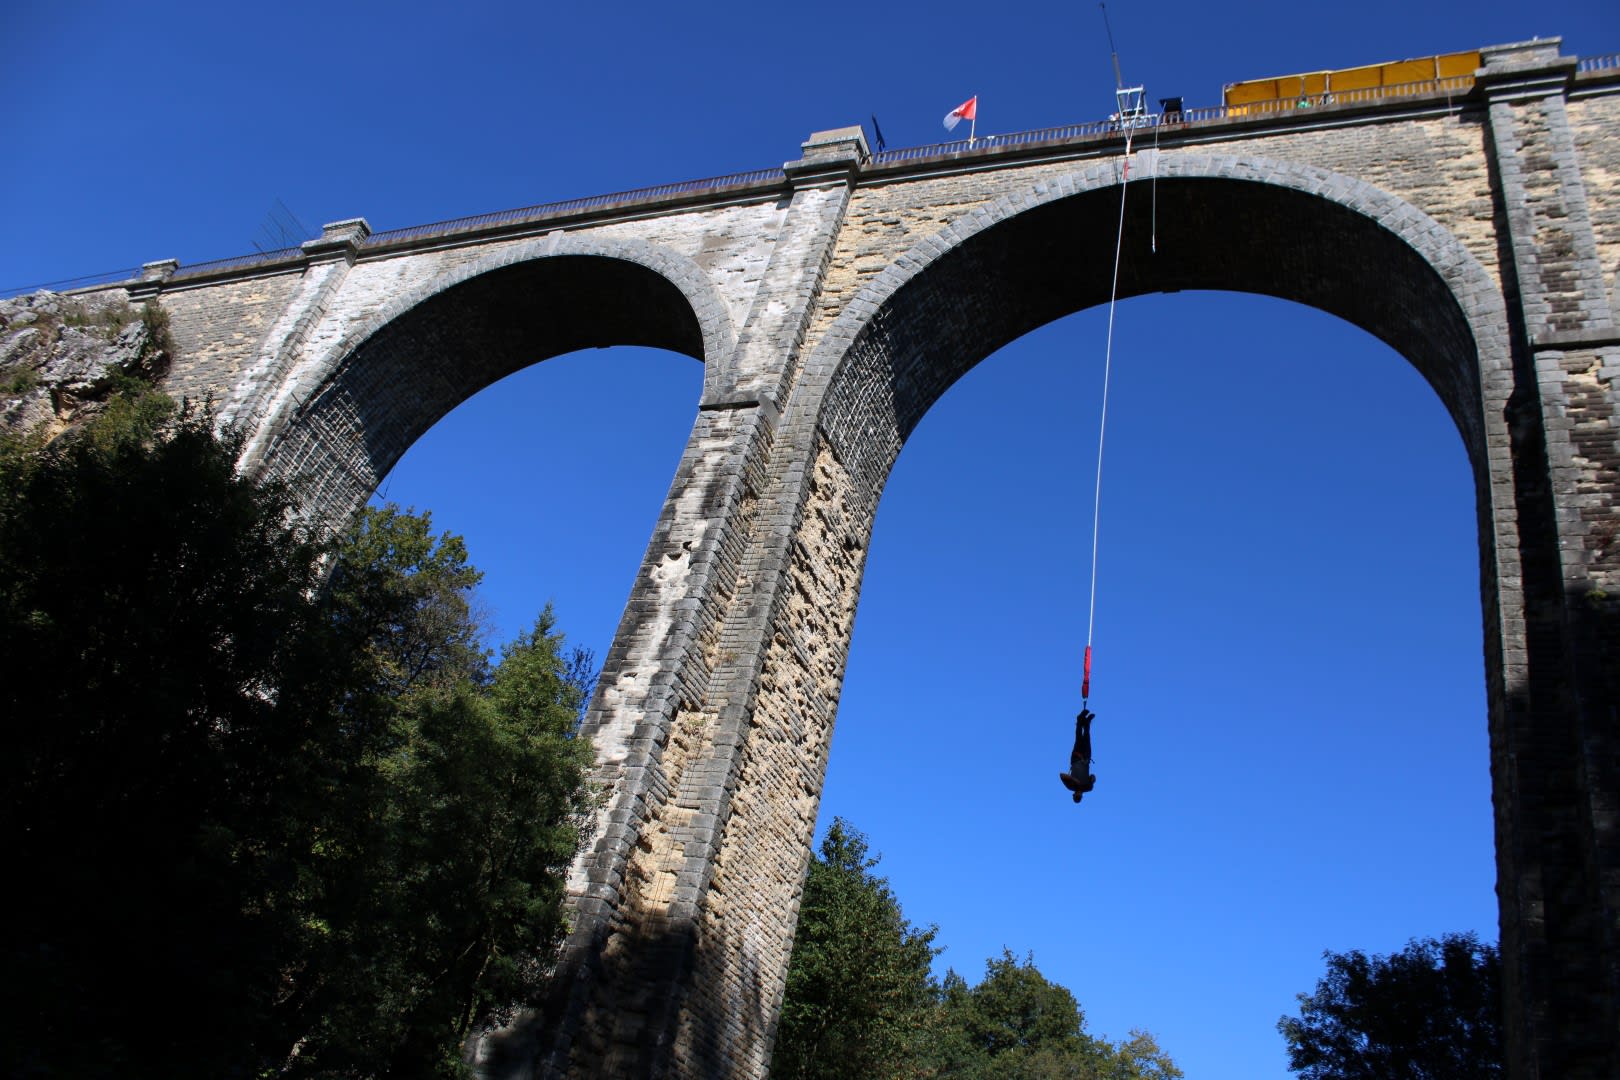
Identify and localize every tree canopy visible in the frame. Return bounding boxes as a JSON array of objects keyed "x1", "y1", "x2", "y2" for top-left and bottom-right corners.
[
  {"x1": 921, "y1": 951, "x2": 1182, "y2": 1080},
  {"x1": 775, "y1": 818, "x2": 941, "y2": 1080},
  {"x1": 1277, "y1": 932, "x2": 1502, "y2": 1080},
  {"x1": 0, "y1": 391, "x2": 595, "y2": 1077},
  {"x1": 775, "y1": 818, "x2": 1181, "y2": 1080}
]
